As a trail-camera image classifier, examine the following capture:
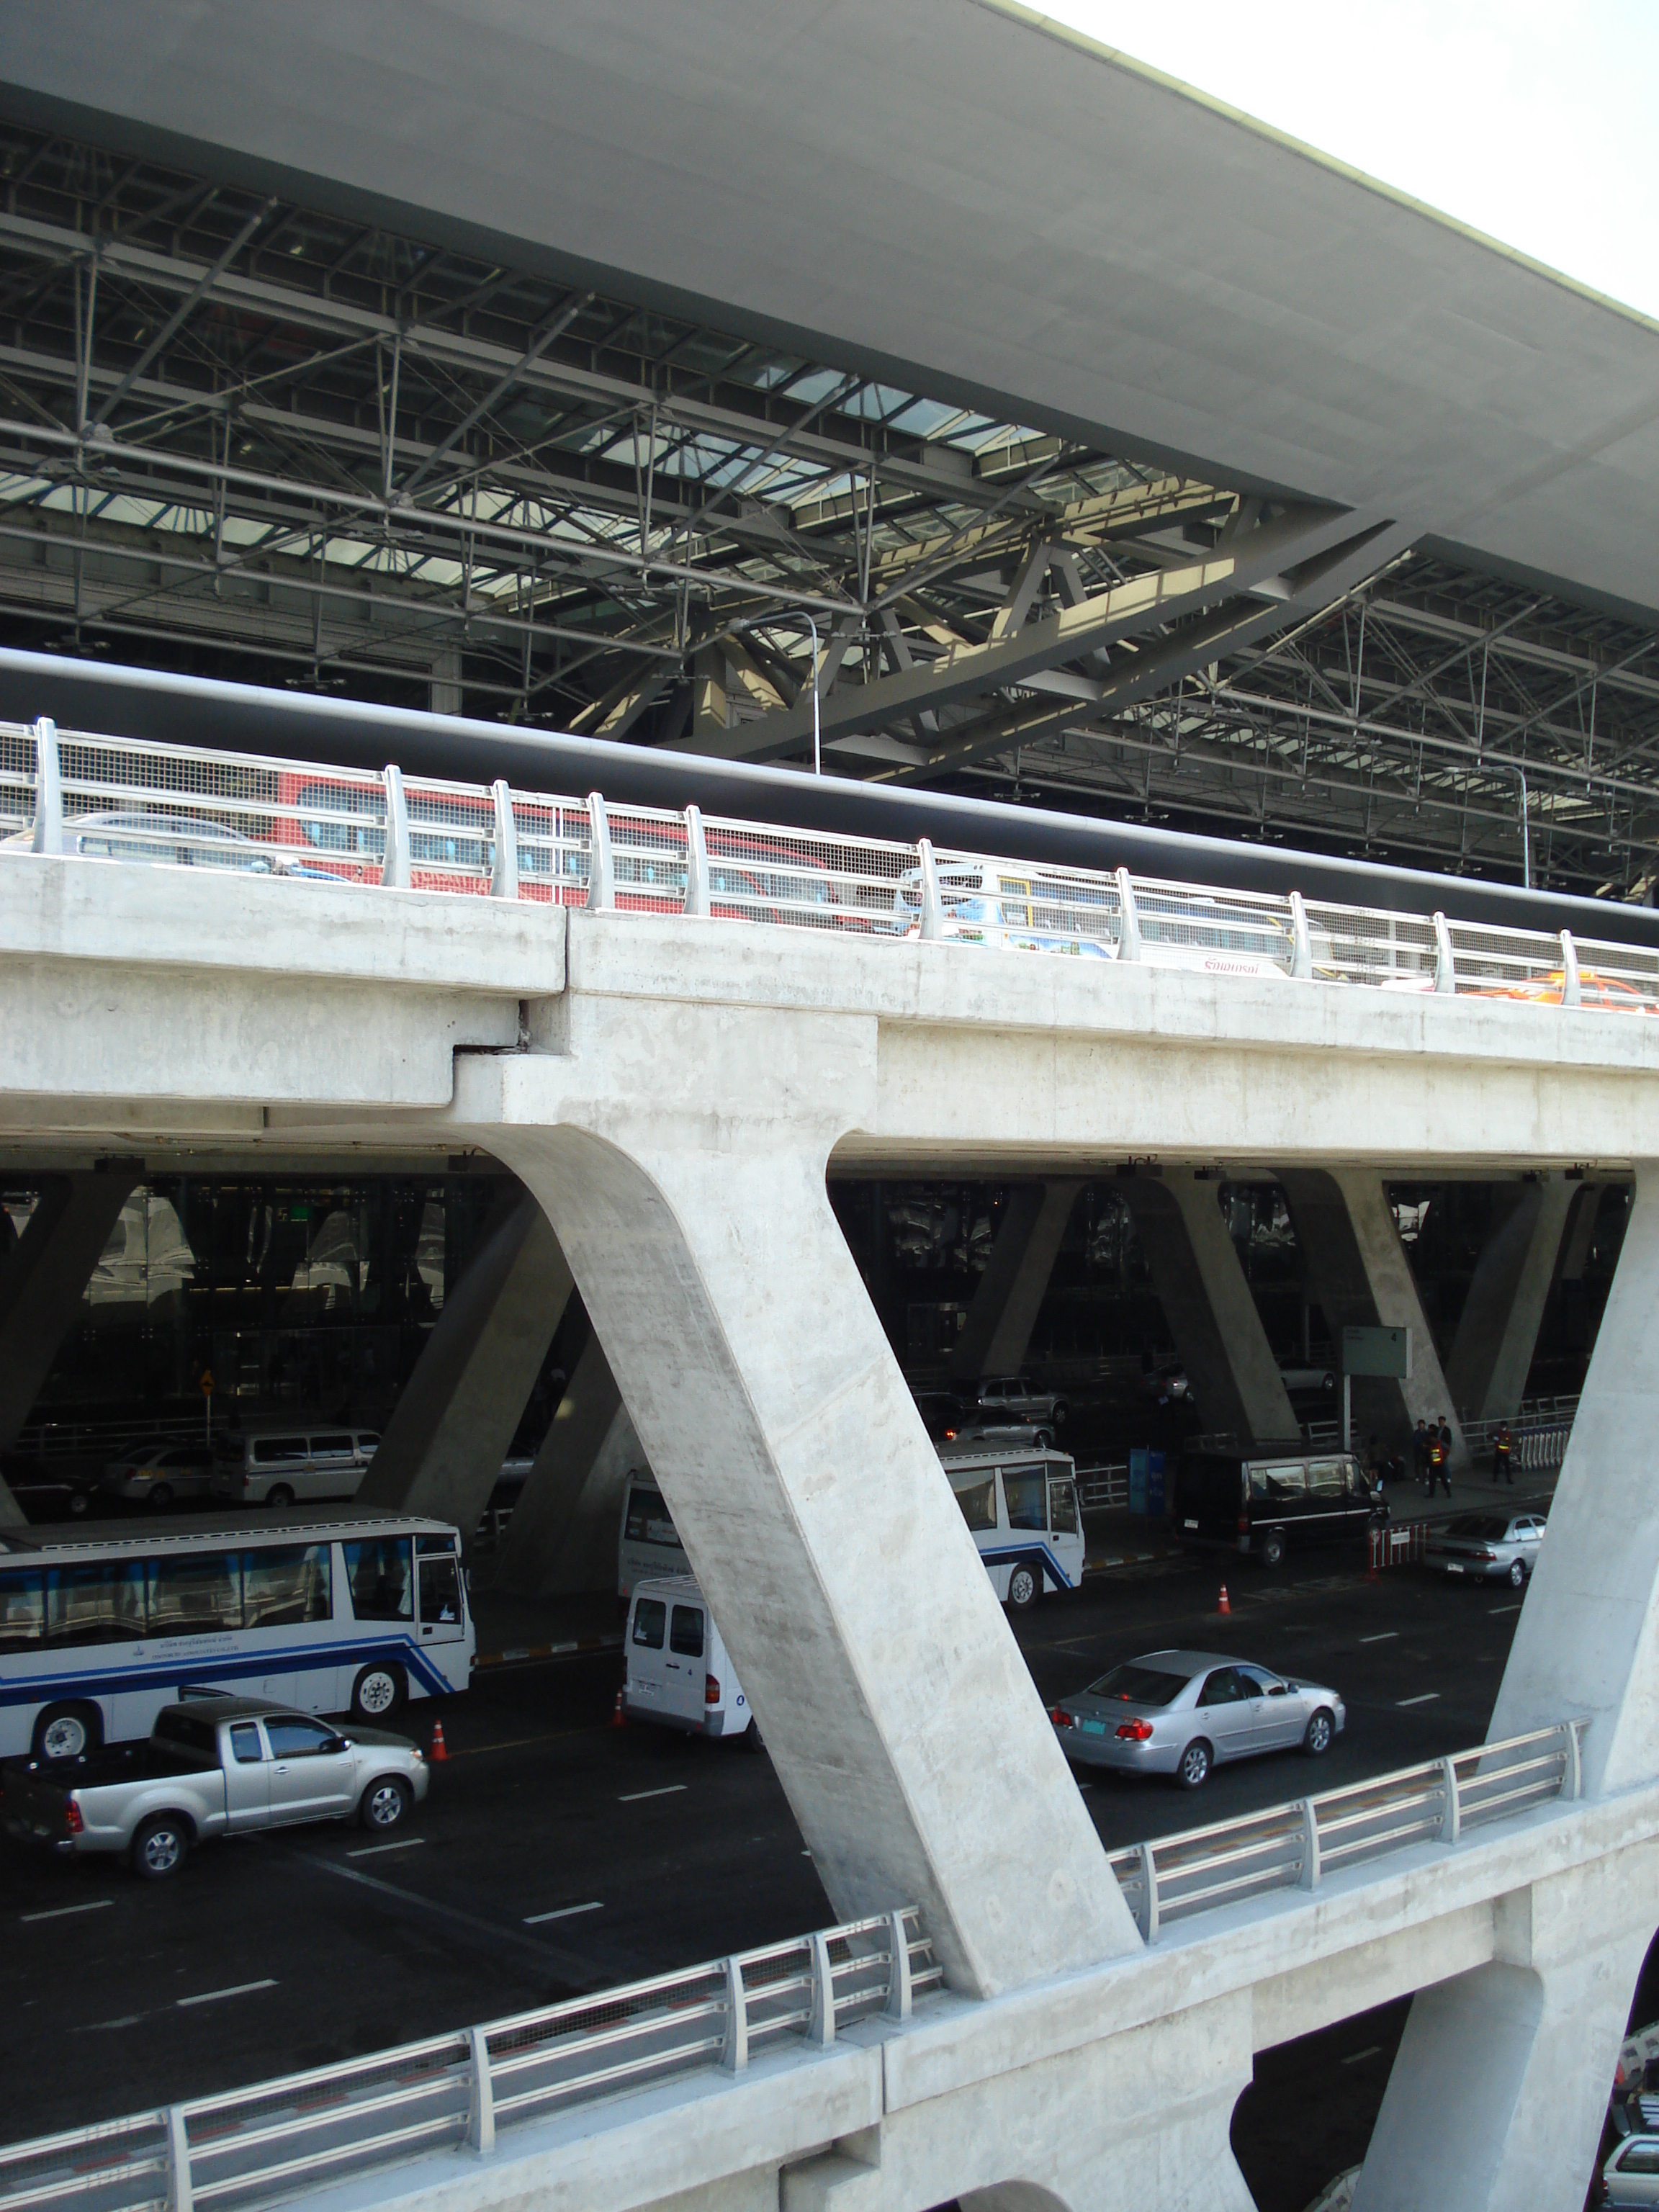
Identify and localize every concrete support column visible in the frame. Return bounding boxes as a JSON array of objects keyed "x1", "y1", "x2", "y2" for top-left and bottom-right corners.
[
  {"x1": 354, "y1": 1184, "x2": 573, "y2": 1534},
  {"x1": 1118, "y1": 1171, "x2": 1298, "y2": 1447},
  {"x1": 1444, "y1": 1175, "x2": 1576, "y2": 1422},
  {"x1": 495, "y1": 1330, "x2": 647, "y2": 1596},
  {"x1": 0, "y1": 1169, "x2": 140, "y2": 1522},
  {"x1": 430, "y1": 642, "x2": 463, "y2": 716},
  {"x1": 949, "y1": 1180, "x2": 1082, "y2": 1385},
  {"x1": 476, "y1": 1022, "x2": 1137, "y2": 1996},
  {"x1": 1280, "y1": 1167, "x2": 1463, "y2": 1465},
  {"x1": 1353, "y1": 1870, "x2": 1649, "y2": 2212}
]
